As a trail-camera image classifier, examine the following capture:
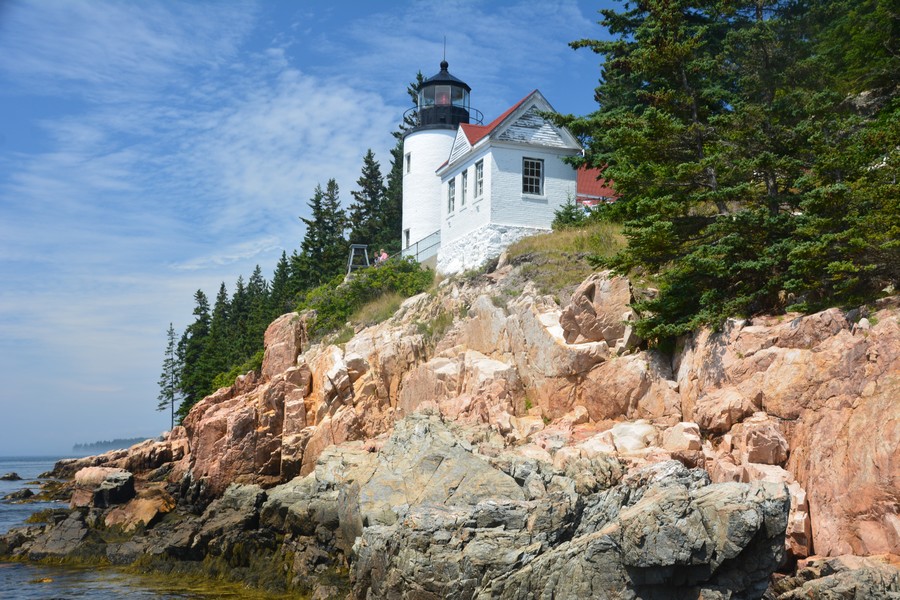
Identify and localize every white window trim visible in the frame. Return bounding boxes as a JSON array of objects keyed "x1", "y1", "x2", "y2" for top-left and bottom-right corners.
[
  {"x1": 460, "y1": 170, "x2": 467, "y2": 206},
  {"x1": 474, "y1": 160, "x2": 484, "y2": 199},
  {"x1": 522, "y1": 157, "x2": 544, "y2": 196},
  {"x1": 448, "y1": 179, "x2": 456, "y2": 213}
]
